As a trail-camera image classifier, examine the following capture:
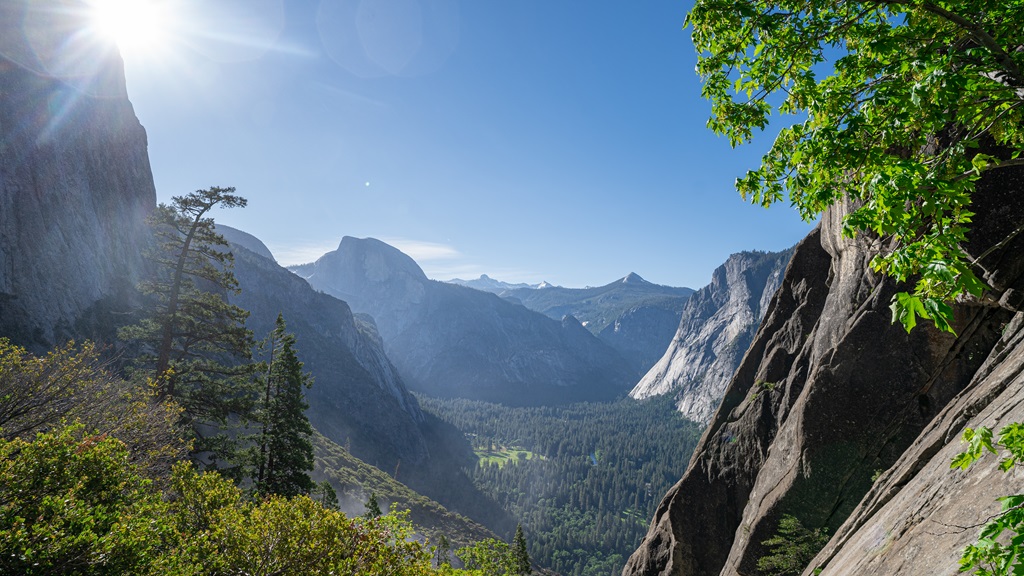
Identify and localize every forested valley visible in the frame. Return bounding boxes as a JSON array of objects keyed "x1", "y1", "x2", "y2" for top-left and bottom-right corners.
[{"x1": 419, "y1": 396, "x2": 704, "y2": 576}]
